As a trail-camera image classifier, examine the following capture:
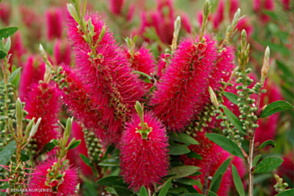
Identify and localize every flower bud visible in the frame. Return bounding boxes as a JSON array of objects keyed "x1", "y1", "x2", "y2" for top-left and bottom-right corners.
[
  {"x1": 209, "y1": 86, "x2": 219, "y2": 108},
  {"x1": 261, "y1": 46, "x2": 270, "y2": 84}
]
